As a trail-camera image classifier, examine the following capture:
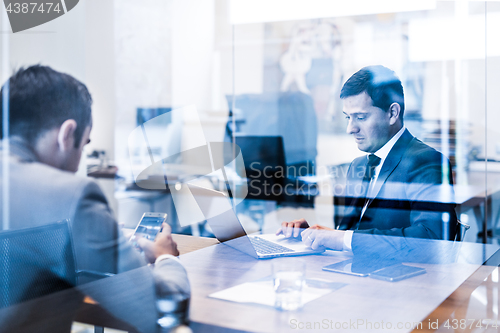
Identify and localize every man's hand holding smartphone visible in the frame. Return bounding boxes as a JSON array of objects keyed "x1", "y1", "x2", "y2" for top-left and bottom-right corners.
[{"x1": 136, "y1": 222, "x2": 179, "y2": 263}]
